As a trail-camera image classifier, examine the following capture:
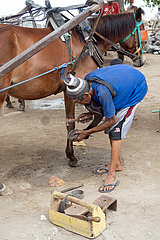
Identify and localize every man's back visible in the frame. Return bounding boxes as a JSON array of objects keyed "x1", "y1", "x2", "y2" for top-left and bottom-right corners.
[{"x1": 85, "y1": 65, "x2": 148, "y2": 117}]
